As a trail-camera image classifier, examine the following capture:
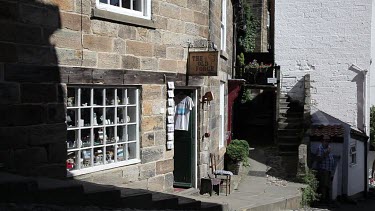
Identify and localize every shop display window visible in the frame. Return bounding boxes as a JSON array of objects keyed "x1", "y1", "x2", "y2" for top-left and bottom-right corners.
[{"x1": 66, "y1": 87, "x2": 140, "y2": 173}]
